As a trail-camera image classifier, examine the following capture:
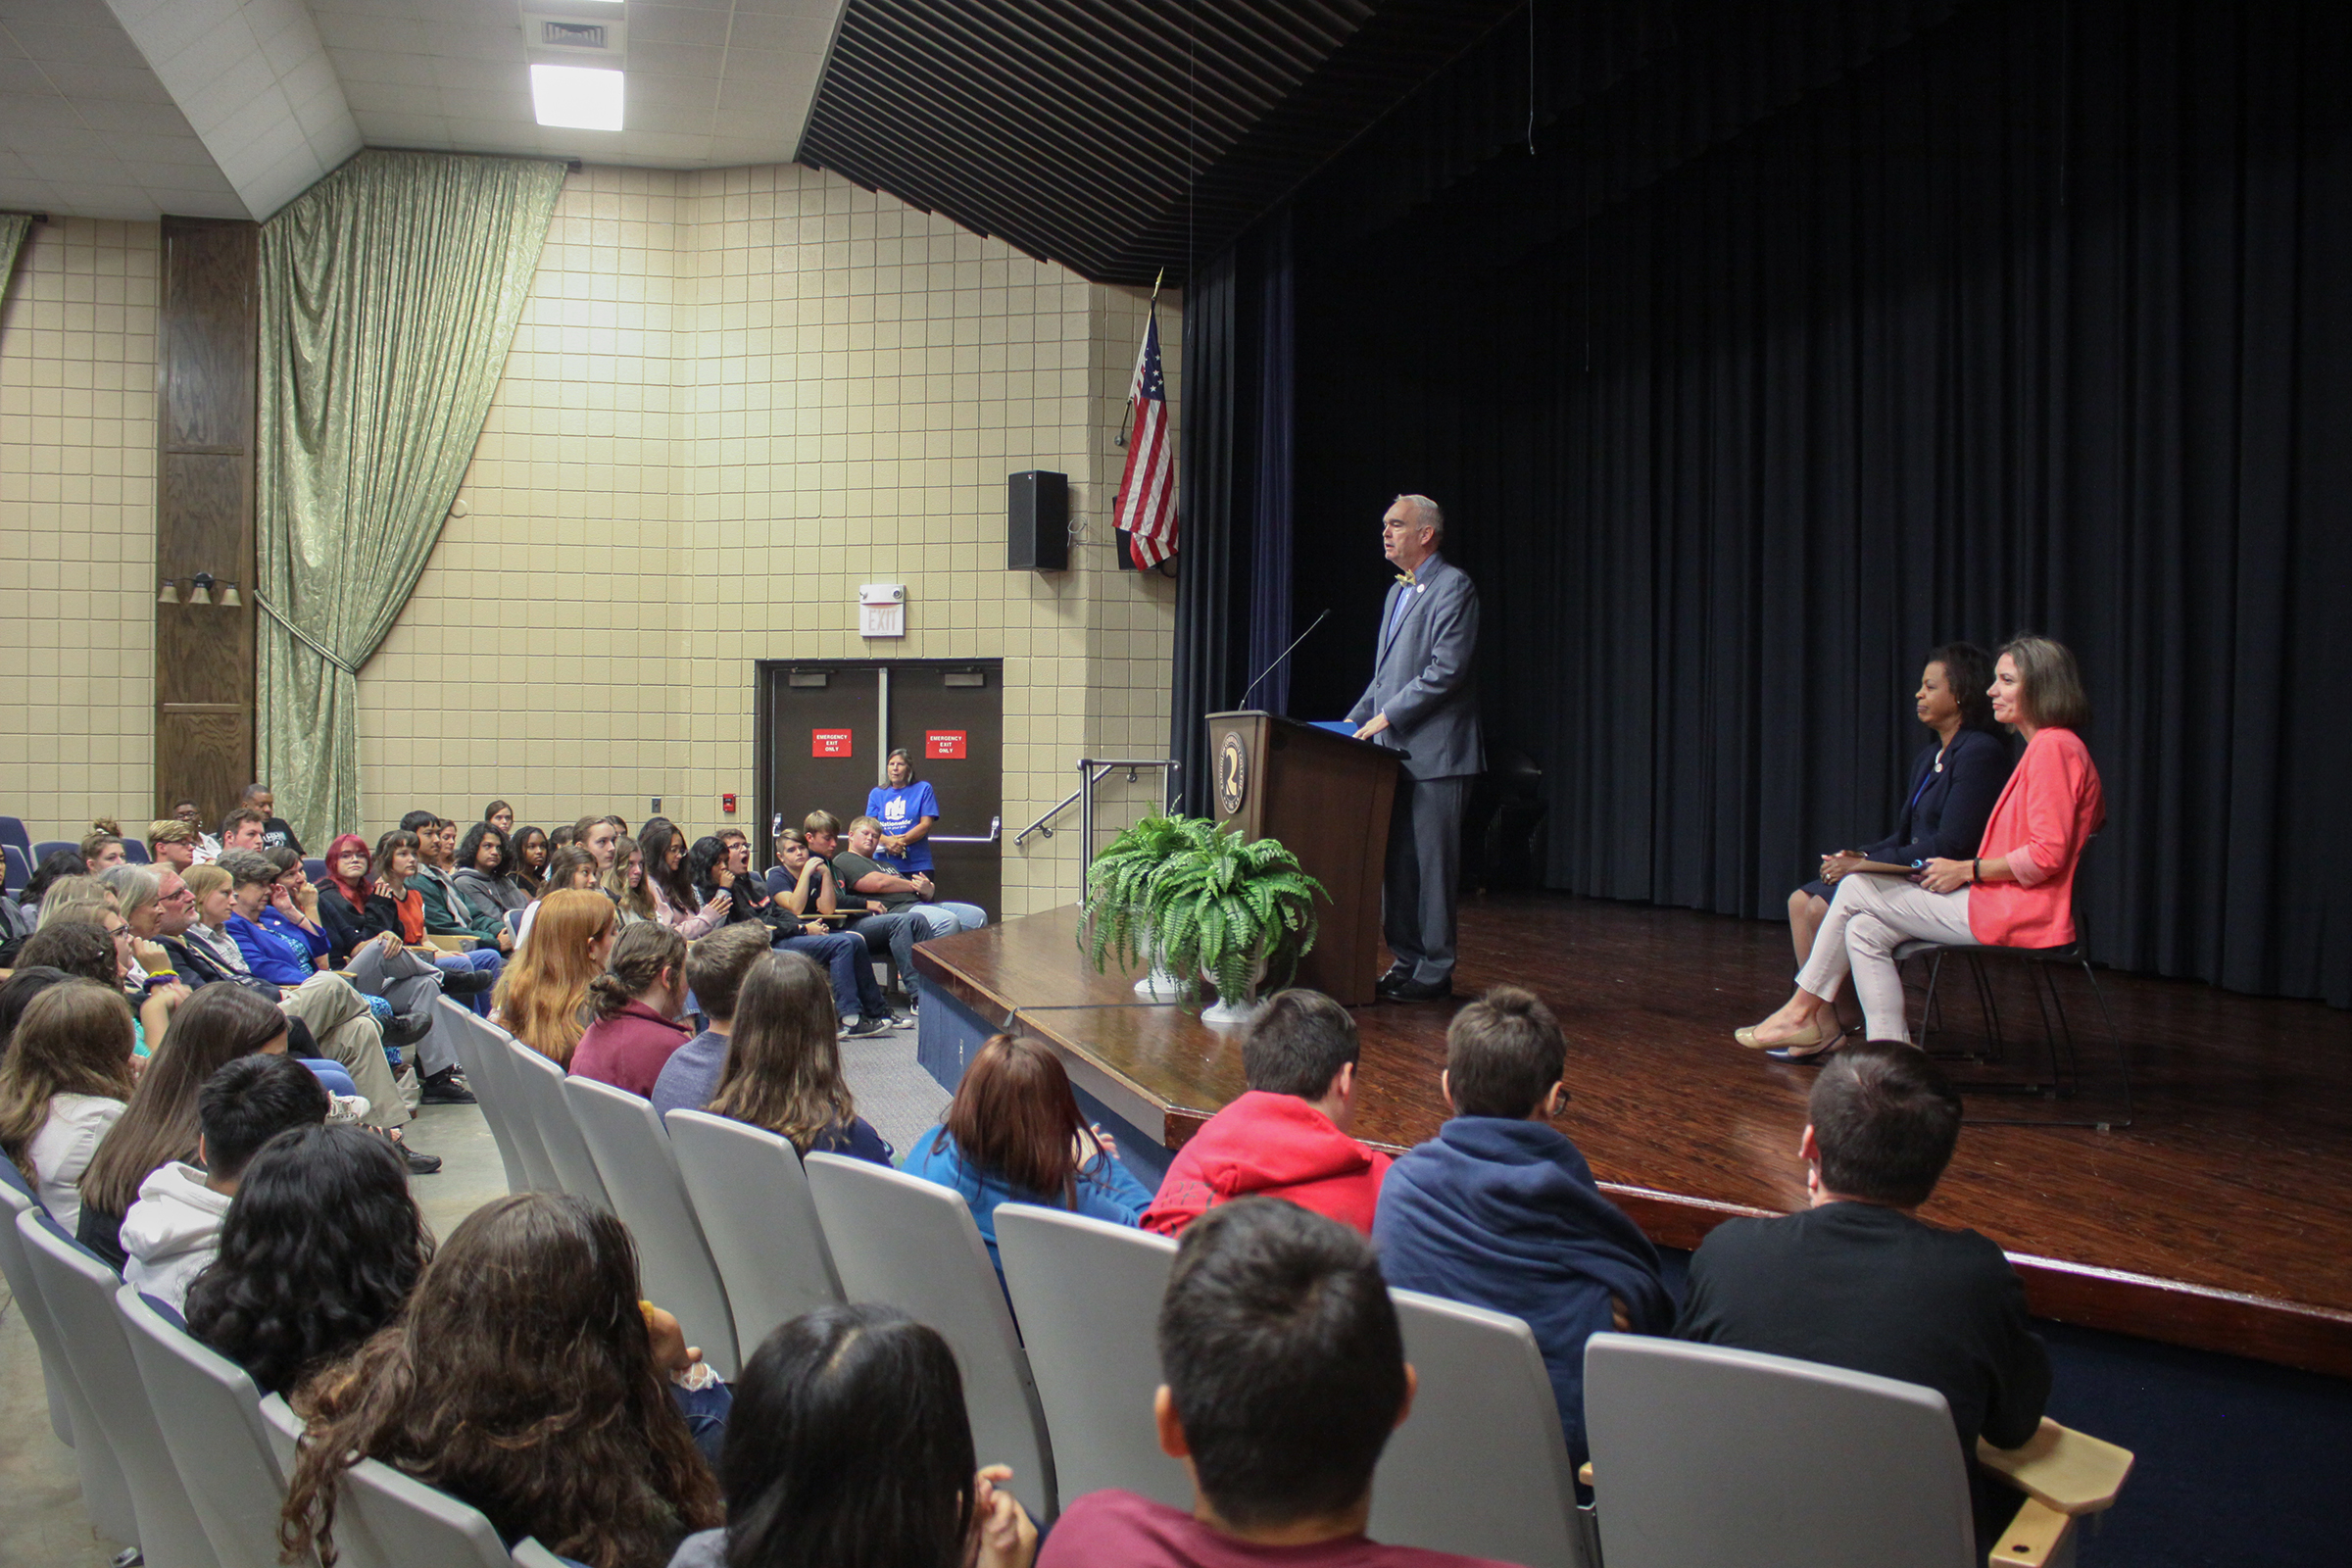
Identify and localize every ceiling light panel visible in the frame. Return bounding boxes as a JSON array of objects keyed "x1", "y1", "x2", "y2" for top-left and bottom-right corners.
[{"x1": 529, "y1": 63, "x2": 624, "y2": 129}]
